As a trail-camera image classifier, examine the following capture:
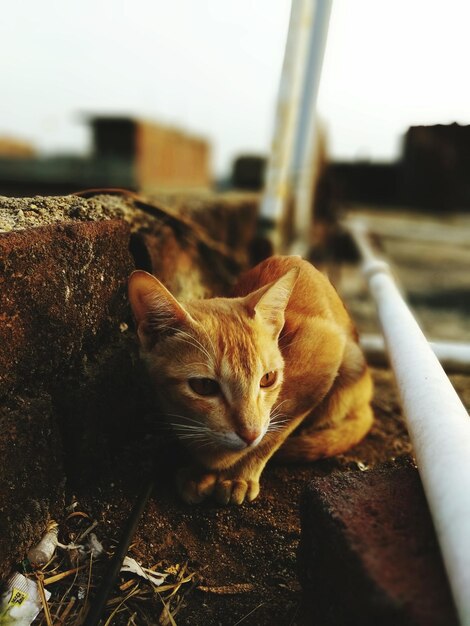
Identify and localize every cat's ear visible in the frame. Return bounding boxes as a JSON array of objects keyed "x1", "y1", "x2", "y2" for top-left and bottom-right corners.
[
  {"x1": 128, "y1": 270, "x2": 191, "y2": 349},
  {"x1": 246, "y1": 267, "x2": 299, "y2": 337}
]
